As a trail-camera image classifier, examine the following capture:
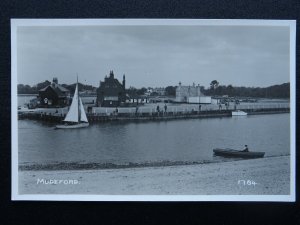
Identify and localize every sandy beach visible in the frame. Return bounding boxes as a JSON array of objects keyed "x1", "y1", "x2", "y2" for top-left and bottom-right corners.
[{"x1": 18, "y1": 156, "x2": 290, "y2": 195}]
